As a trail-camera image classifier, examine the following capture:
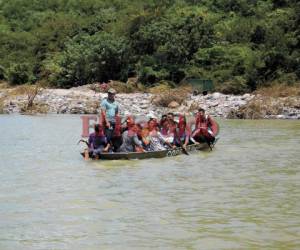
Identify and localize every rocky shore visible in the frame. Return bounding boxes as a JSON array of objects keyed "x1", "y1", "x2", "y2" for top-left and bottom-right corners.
[{"x1": 1, "y1": 84, "x2": 300, "y2": 119}]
